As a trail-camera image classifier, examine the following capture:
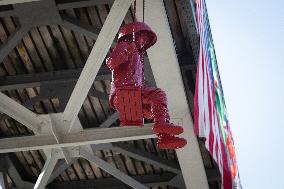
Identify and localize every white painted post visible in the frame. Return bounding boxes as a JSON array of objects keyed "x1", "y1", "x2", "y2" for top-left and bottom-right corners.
[{"x1": 135, "y1": 0, "x2": 209, "y2": 188}]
